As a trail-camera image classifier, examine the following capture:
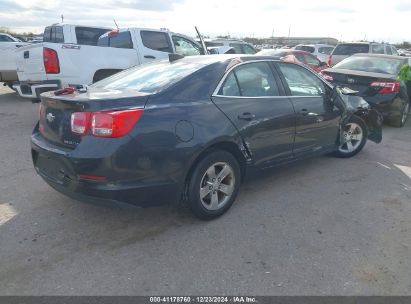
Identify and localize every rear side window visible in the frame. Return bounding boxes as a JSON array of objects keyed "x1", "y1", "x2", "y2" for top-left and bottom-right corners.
[
  {"x1": 278, "y1": 63, "x2": 326, "y2": 96},
  {"x1": 220, "y1": 62, "x2": 279, "y2": 97},
  {"x1": 385, "y1": 45, "x2": 393, "y2": 55},
  {"x1": 172, "y1": 35, "x2": 201, "y2": 56},
  {"x1": 141, "y1": 31, "x2": 172, "y2": 52},
  {"x1": 371, "y1": 44, "x2": 385, "y2": 54},
  {"x1": 98, "y1": 31, "x2": 133, "y2": 49},
  {"x1": 75, "y1": 27, "x2": 109, "y2": 46},
  {"x1": 333, "y1": 44, "x2": 370, "y2": 55},
  {"x1": 43, "y1": 26, "x2": 64, "y2": 43},
  {"x1": 295, "y1": 45, "x2": 315, "y2": 53},
  {"x1": 318, "y1": 47, "x2": 334, "y2": 55}
]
